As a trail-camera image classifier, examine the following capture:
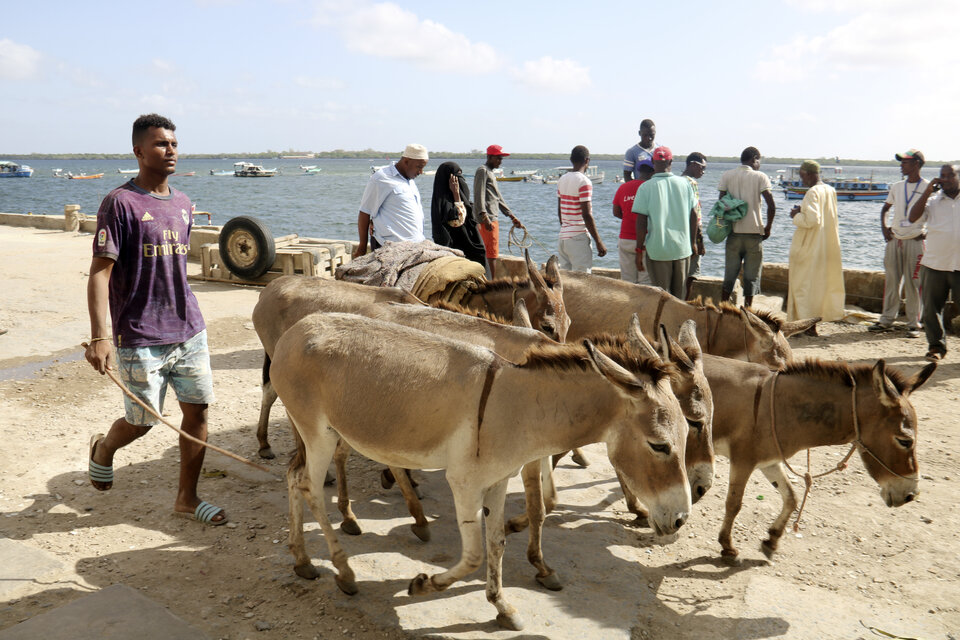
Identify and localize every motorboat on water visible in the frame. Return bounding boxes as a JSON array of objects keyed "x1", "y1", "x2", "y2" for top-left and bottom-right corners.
[
  {"x1": 0, "y1": 161, "x2": 34, "y2": 177},
  {"x1": 300, "y1": 165, "x2": 322, "y2": 174},
  {"x1": 493, "y1": 168, "x2": 524, "y2": 182},
  {"x1": 780, "y1": 166, "x2": 889, "y2": 201},
  {"x1": 68, "y1": 172, "x2": 105, "y2": 180},
  {"x1": 234, "y1": 162, "x2": 277, "y2": 177},
  {"x1": 510, "y1": 169, "x2": 540, "y2": 177},
  {"x1": 172, "y1": 171, "x2": 196, "y2": 177},
  {"x1": 117, "y1": 168, "x2": 139, "y2": 174},
  {"x1": 551, "y1": 165, "x2": 605, "y2": 184},
  {"x1": 210, "y1": 169, "x2": 233, "y2": 176}
]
